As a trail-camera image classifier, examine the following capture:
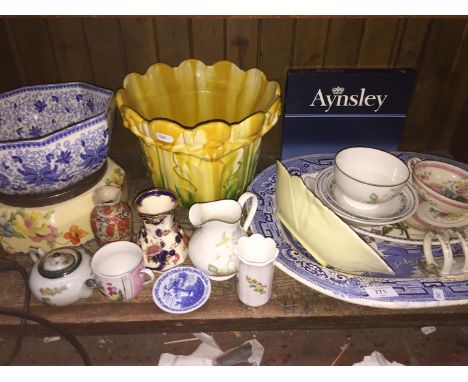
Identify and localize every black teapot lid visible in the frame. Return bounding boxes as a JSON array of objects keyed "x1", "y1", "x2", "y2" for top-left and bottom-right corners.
[{"x1": 38, "y1": 247, "x2": 82, "y2": 279}]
